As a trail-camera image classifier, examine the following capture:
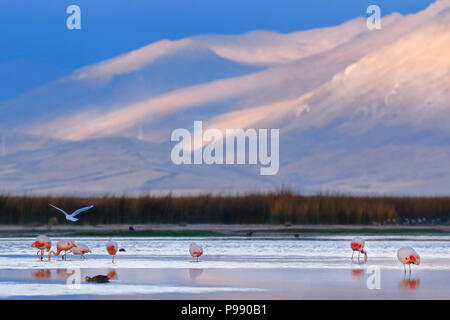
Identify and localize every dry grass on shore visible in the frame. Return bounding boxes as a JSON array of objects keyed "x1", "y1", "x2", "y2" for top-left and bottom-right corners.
[{"x1": 0, "y1": 191, "x2": 448, "y2": 225}]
